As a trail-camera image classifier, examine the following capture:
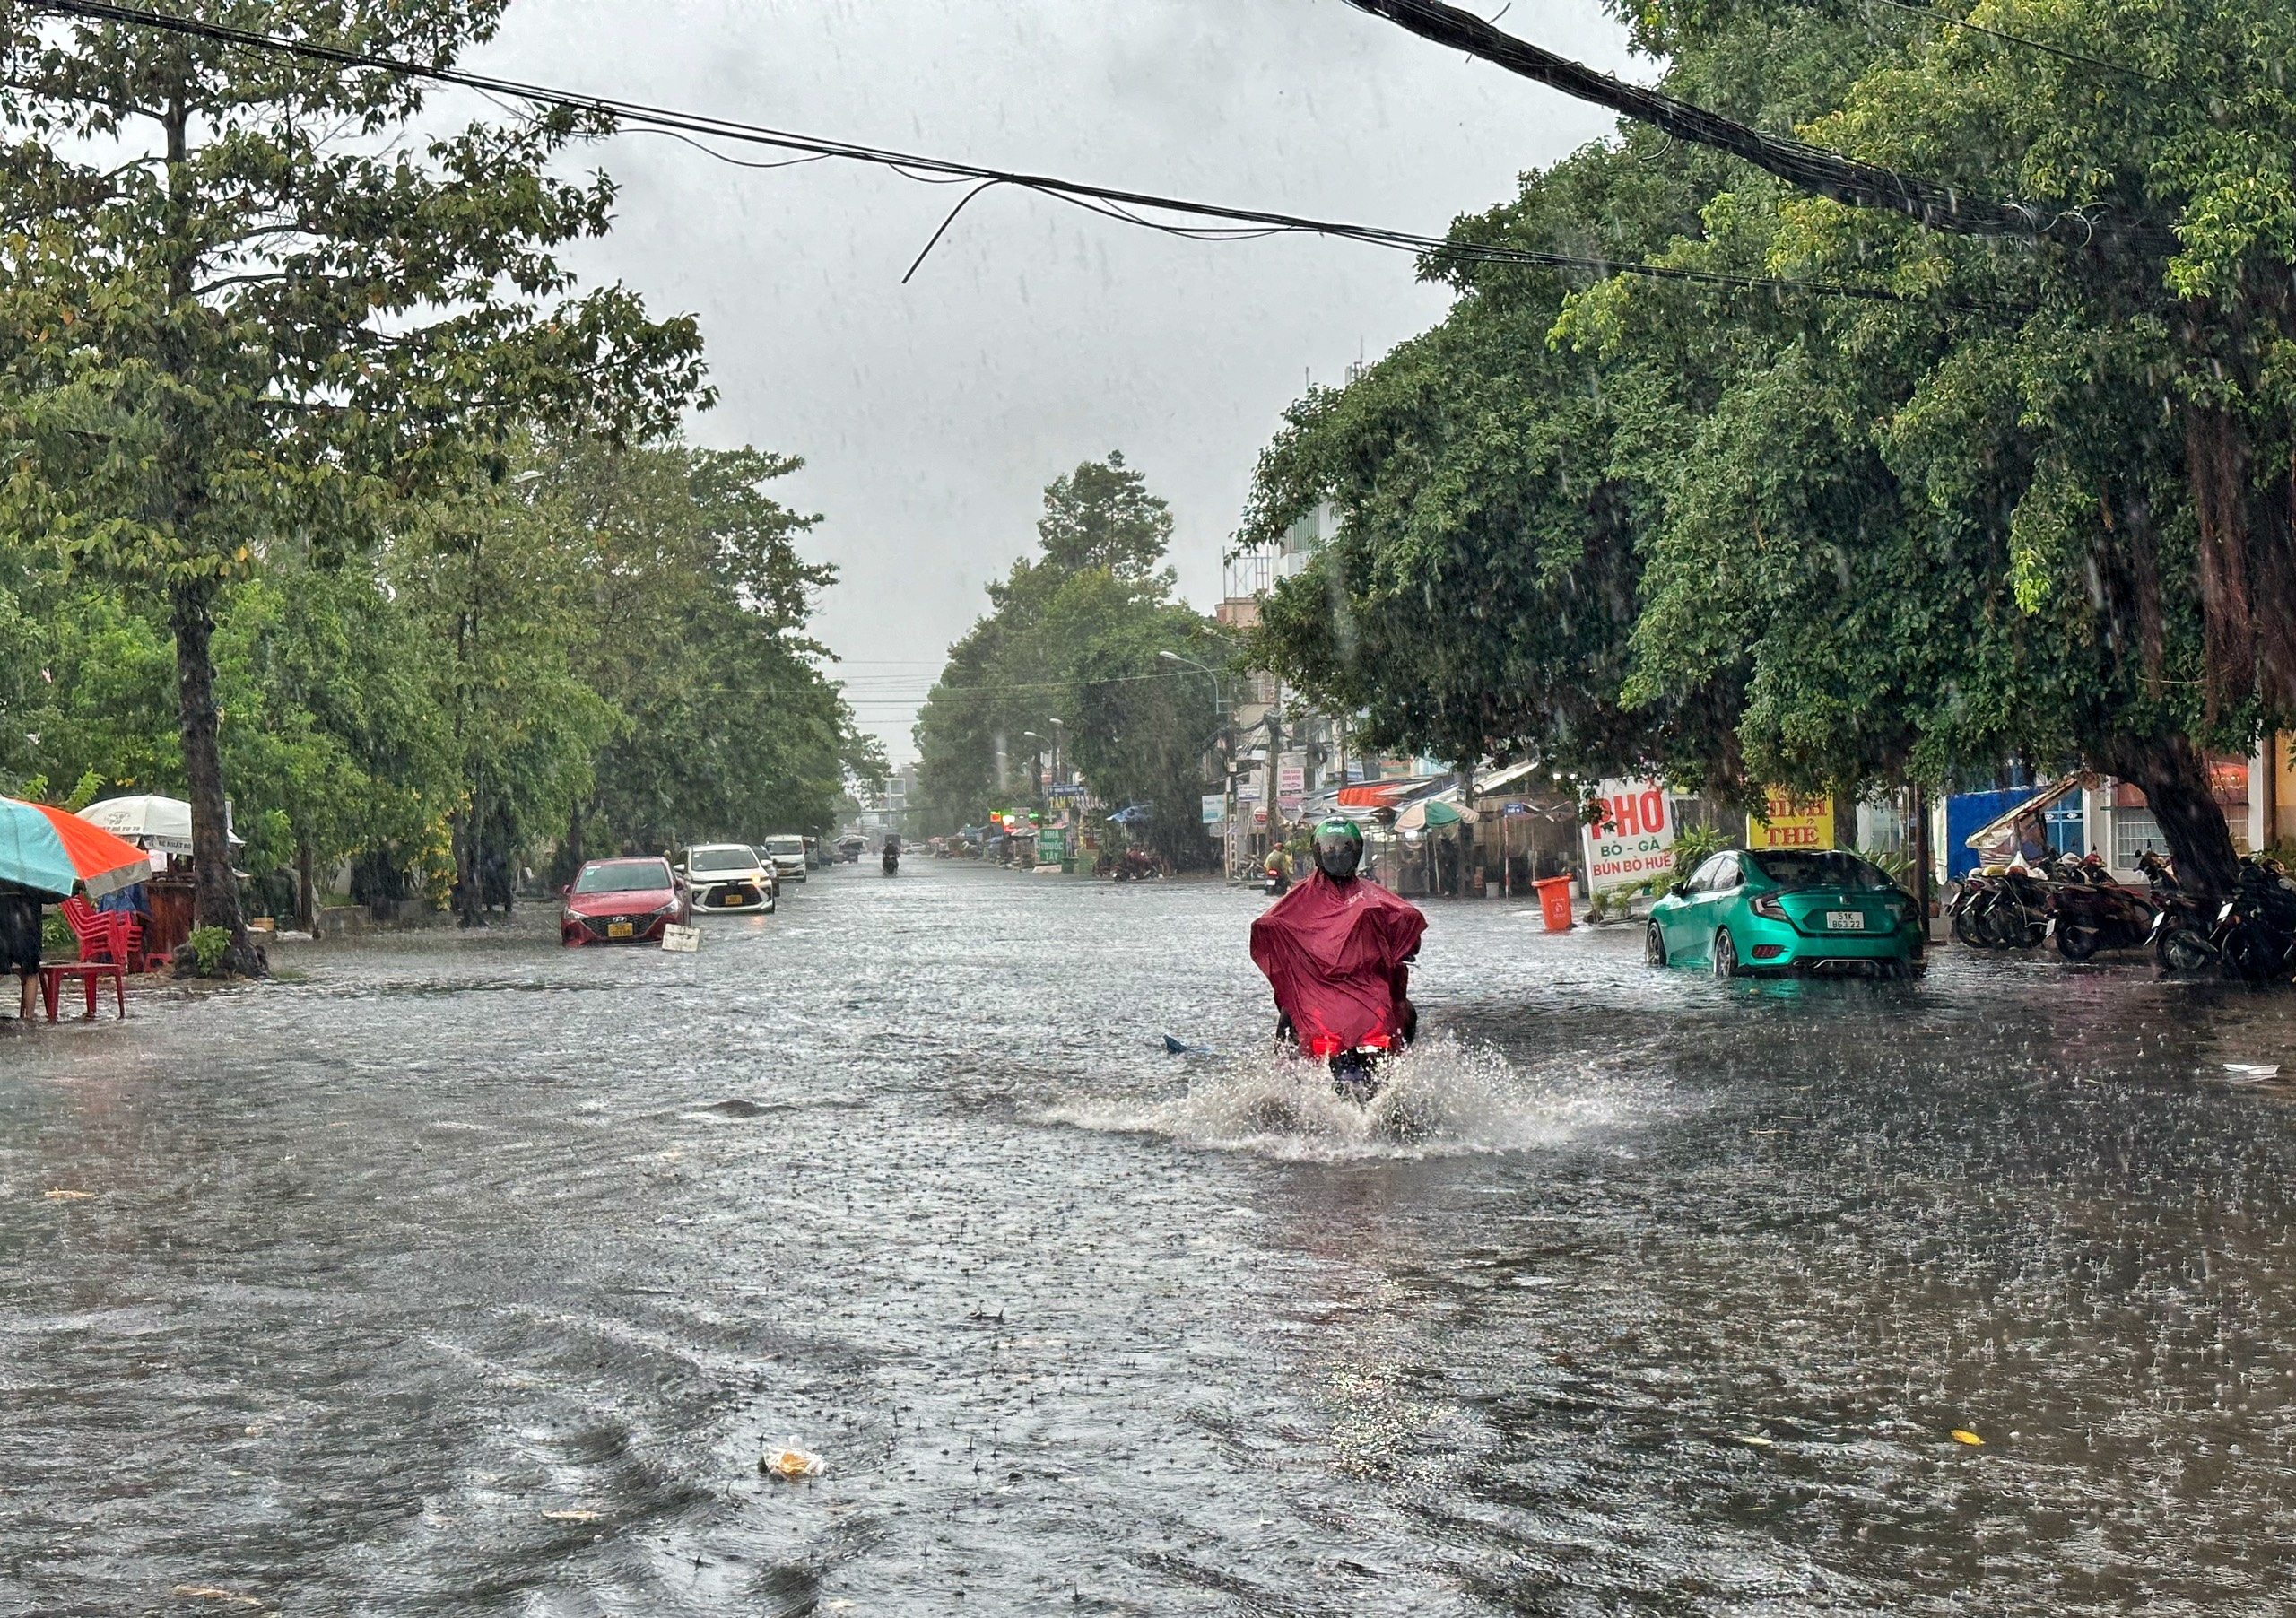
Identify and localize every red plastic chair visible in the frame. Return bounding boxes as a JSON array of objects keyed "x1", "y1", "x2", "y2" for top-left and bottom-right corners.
[{"x1": 61, "y1": 897, "x2": 144, "y2": 973}]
